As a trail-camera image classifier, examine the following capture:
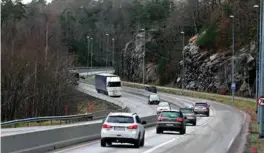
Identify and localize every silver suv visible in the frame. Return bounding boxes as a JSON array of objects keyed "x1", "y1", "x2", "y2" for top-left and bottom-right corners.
[{"x1": 100, "y1": 112, "x2": 147, "y2": 148}]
